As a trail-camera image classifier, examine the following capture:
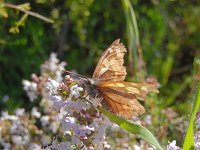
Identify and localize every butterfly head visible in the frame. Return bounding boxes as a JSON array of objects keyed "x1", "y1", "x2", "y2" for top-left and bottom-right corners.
[{"x1": 86, "y1": 78, "x2": 99, "y2": 85}]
